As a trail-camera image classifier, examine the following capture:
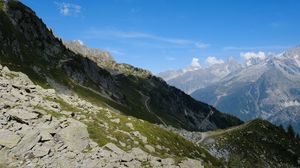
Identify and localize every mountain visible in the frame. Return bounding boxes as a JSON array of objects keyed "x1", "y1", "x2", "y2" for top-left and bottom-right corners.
[
  {"x1": 158, "y1": 58, "x2": 241, "y2": 94},
  {"x1": 0, "y1": 0, "x2": 241, "y2": 132},
  {"x1": 1, "y1": 1, "x2": 300, "y2": 167},
  {"x1": 63, "y1": 40, "x2": 114, "y2": 63},
  {"x1": 192, "y1": 46, "x2": 300, "y2": 132}
]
